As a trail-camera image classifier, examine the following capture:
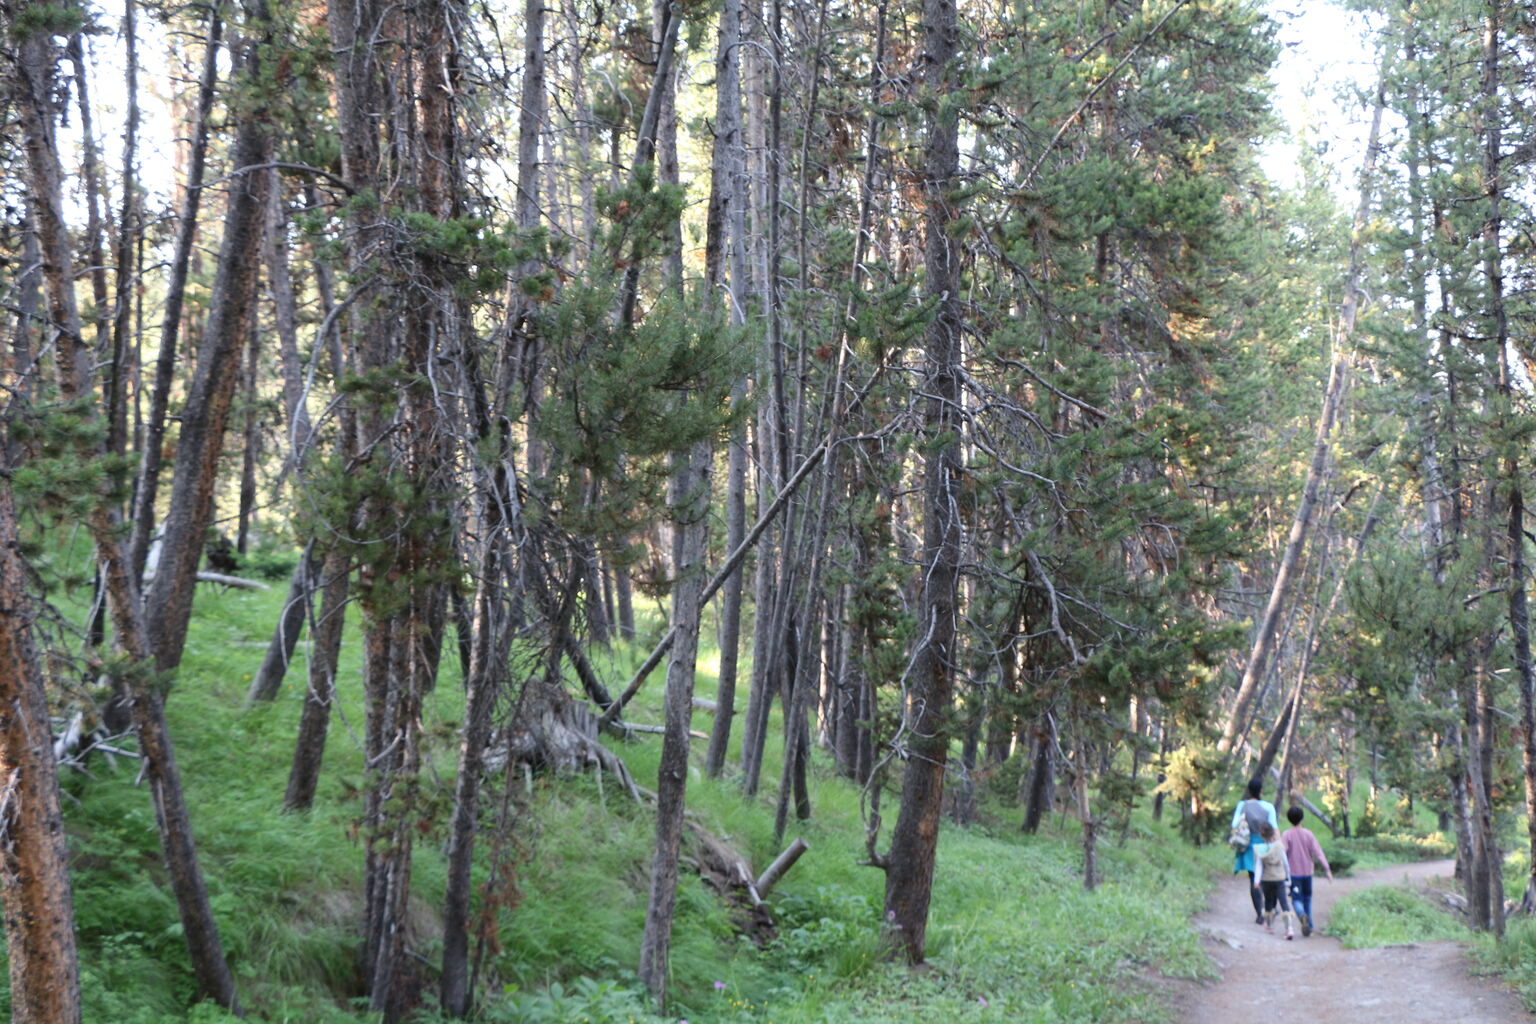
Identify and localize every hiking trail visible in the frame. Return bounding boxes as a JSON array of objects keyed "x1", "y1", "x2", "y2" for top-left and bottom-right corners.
[{"x1": 1171, "y1": 859, "x2": 1530, "y2": 1023}]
